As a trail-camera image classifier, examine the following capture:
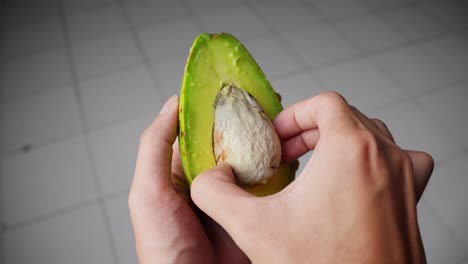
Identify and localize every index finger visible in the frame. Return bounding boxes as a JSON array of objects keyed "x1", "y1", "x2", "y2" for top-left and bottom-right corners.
[
  {"x1": 131, "y1": 95, "x2": 179, "y2": 199},
  {"x1": 273, "y1": 92, "x2": 357, "y2": 140}
]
